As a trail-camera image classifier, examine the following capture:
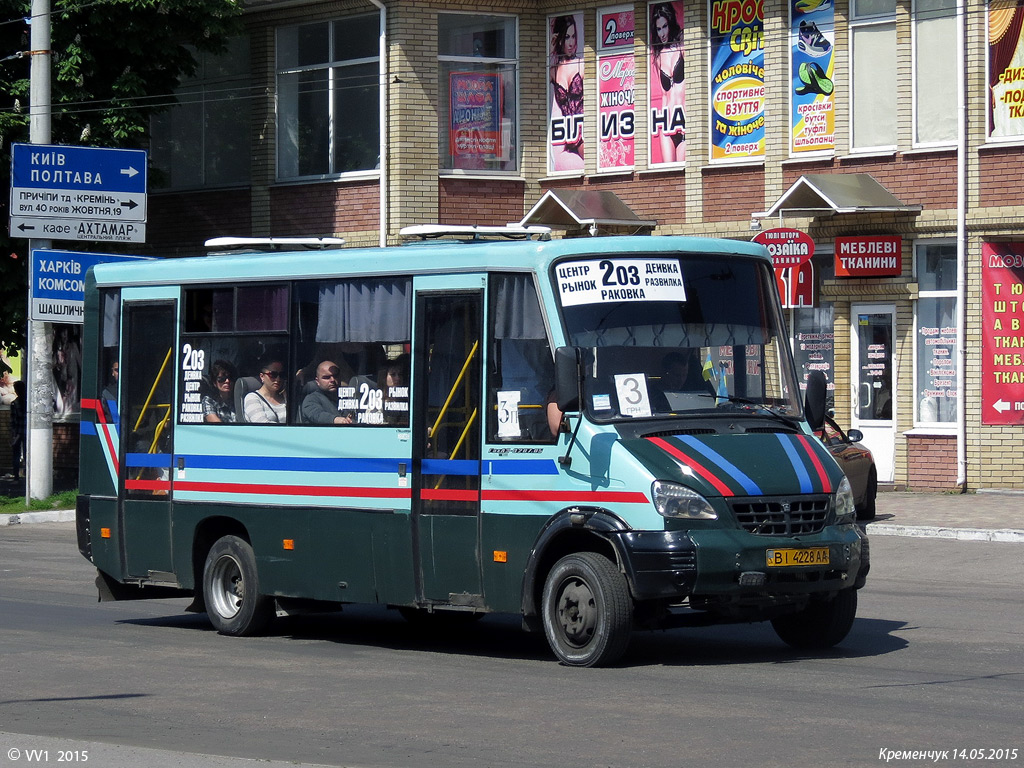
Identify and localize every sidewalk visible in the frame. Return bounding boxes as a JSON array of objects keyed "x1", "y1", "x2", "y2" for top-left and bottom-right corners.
[
  {"x1": 3, "y1": 480, "x2": 1024, "y2": 542},
  {"x1": 867, "y1": 489, "x2": 1024, "y2": 543}
]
